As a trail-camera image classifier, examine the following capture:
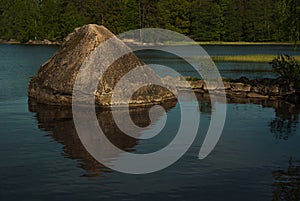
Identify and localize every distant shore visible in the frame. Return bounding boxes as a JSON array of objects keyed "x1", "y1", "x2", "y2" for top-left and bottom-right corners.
[
  {"x1": 197, "y1": 41, "x2": 299, "y2": 46},
  {"x1": 1, "y1": 38, "x2": 299, "y2": 63},
  {"x1": 164, "y1": 40, "x2": 299, "y2": 46},
  {"x1": 0, "y1": 39, "x2": 61, "y2": 45},
  {"x1": 1, "y1": 38, "x2": 298, "y2": 46}
]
